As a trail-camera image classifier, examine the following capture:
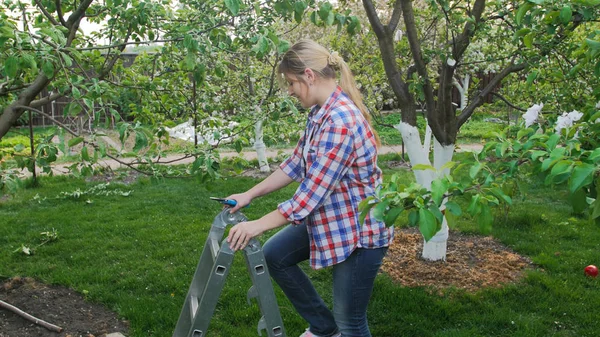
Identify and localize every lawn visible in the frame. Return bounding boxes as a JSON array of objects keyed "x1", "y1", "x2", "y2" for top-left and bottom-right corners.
[{"x1": 1, "y1": 156, "x2": 599, "y2": 336}]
